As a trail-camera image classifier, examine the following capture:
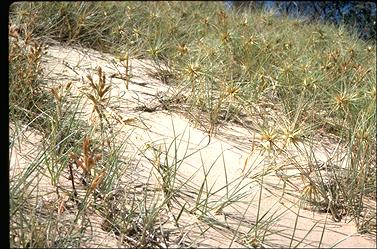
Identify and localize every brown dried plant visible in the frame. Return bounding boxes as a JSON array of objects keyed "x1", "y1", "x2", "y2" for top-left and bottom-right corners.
[
  {"x1": 70, "y1": 136, "x2": 101, "y2": 175},
  {"x1": 85, "y1": 66, "x2": 113, "y2": 129},
  {"x1": 86, "y1": 66, "x2": 111, "y2": 106},
  {"x1": 89, "y1": 169, "x2": 106, "y2": 192},
  {"x1": 50, "y1": 82, "x2": 71, "y2": 119}
]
